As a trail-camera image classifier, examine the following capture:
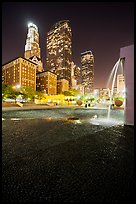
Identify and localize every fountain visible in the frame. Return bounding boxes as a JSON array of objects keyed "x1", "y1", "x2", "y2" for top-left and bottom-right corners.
[
  {"x1": 107, "y1": 58, "x2": 124, "y2": 119},
  {"x1": 89, "y1": 43, "x2": 134, "y2": 127},
  {"x1": 77, "y1": 58, "x2": 125, "y2": 127}
]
